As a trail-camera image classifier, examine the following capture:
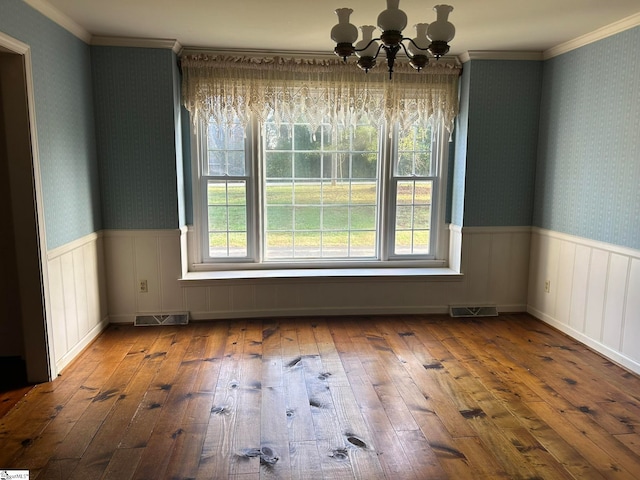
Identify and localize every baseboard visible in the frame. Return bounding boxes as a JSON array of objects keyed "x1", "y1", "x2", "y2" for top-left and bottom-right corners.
[
  {"x1": 527, "y1": 306, "x2": 640, "y2": 376},
  {"x1": 55, "y1": 316, "x2": 110, "y2": 373}
]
